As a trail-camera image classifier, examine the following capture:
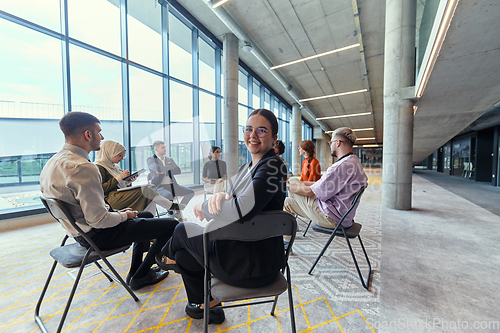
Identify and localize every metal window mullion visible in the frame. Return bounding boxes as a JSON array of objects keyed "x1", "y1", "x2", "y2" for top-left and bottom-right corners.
[
  {"x1": 60, "y1": 0, "x2": 71, "y2": 114},
  {"x1": 162, "y1": 2, "x2": 170, "y2": 151},
  {"x1": 120, "y1": 0, "x2": 131, "y2": 170},
  {"x1": 192, "y1": 28, "x2": 200, "y2": 185},
  {"x1": 215, "y1": 47, "x2": 222, "y2": 148},
  {"x1": 260, "y1": 85, "x2": 265, "y2": 109}
]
